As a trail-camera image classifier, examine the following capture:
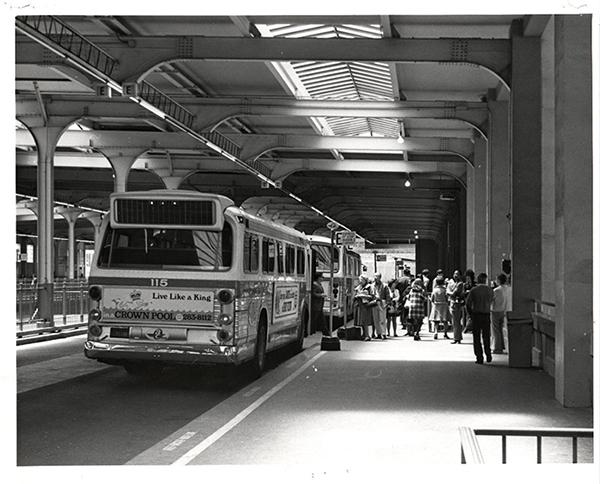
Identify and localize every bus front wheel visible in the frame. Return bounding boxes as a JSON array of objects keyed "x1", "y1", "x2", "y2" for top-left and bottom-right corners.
[
  {"x1": 292, "y1": 311, "x2": 307, "y2": 354},
  {"x1": 250, "y1": 319, "x2": 267, "y2": 378}
]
